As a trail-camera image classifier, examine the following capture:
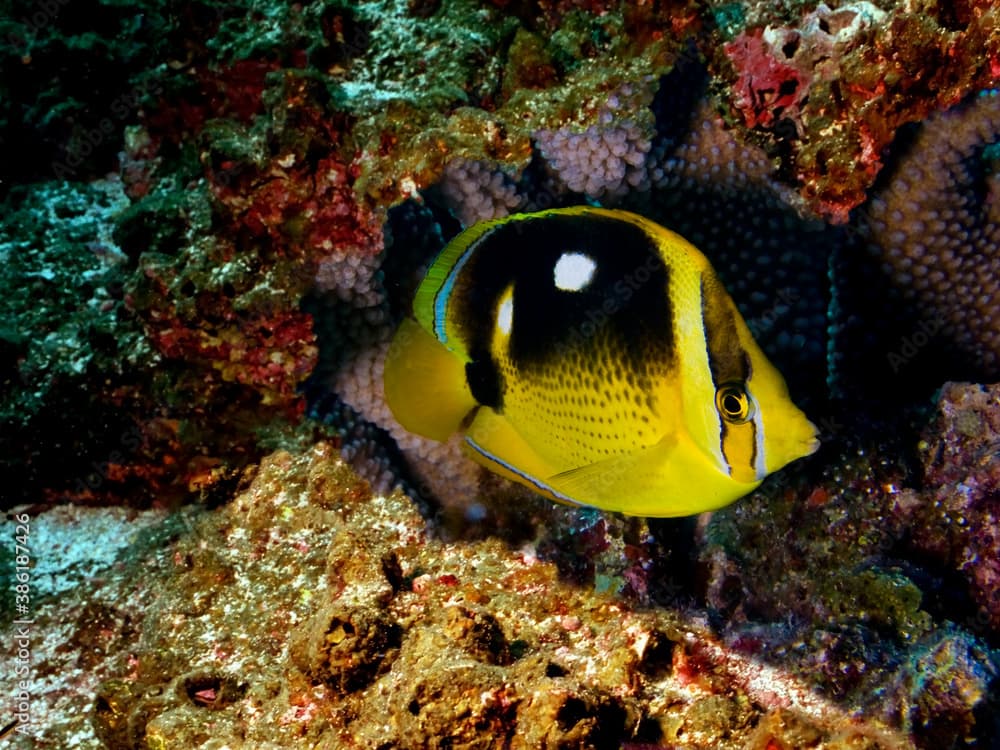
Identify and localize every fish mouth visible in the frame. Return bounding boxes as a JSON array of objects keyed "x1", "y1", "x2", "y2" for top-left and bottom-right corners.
[{"x1": 802, "y1": 421, "x2": 821, "y2": 456}]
